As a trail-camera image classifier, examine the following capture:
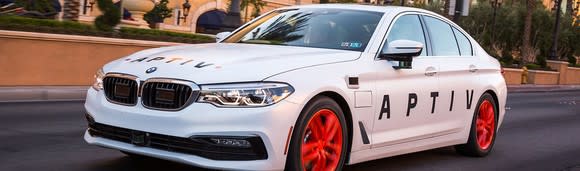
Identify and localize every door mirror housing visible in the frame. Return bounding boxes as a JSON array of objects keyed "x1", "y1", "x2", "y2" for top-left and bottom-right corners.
[
  {"x1": 379, "y1": 40, "x2": 424, "y2": 69},
  {"x1": 215, "y1": 32, "x2": 231, "y2": 43}
]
